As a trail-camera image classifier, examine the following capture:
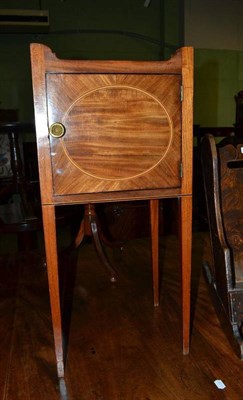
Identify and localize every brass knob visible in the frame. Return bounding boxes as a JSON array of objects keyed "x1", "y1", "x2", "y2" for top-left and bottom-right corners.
[{"x1": 49, "y1": 122, "x2": 66, "y2": 138}]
